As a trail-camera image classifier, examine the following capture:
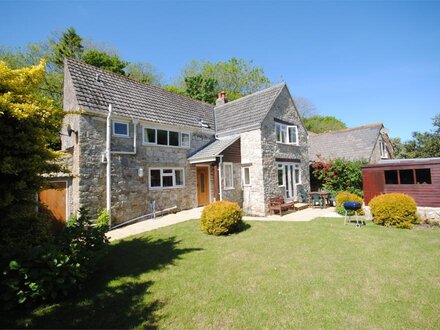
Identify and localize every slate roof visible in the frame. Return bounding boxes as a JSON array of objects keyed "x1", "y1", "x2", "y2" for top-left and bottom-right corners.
[
  {"x1": 65, "y1": 58, "x2": 215, "y2": 130},
  {"x1": 188, "y1": 135, "x2": 240, "y2": 163},
  {"x1": 308, "y1": 123, "x2": 384, "y2": 162},
  {"x1": 214, "y1": 83, "x2": 286, "y2": 134}
]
